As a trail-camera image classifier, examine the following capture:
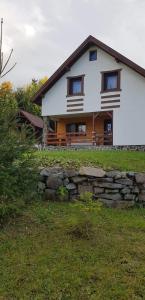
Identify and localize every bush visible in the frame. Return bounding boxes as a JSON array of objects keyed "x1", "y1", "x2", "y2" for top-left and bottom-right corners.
[
  {"x1": 0, "y1": 92, "x2": 39, "y2": 204},
  {"x1": 56, "y1": 186, "x2": 69, "y2": 201}
]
